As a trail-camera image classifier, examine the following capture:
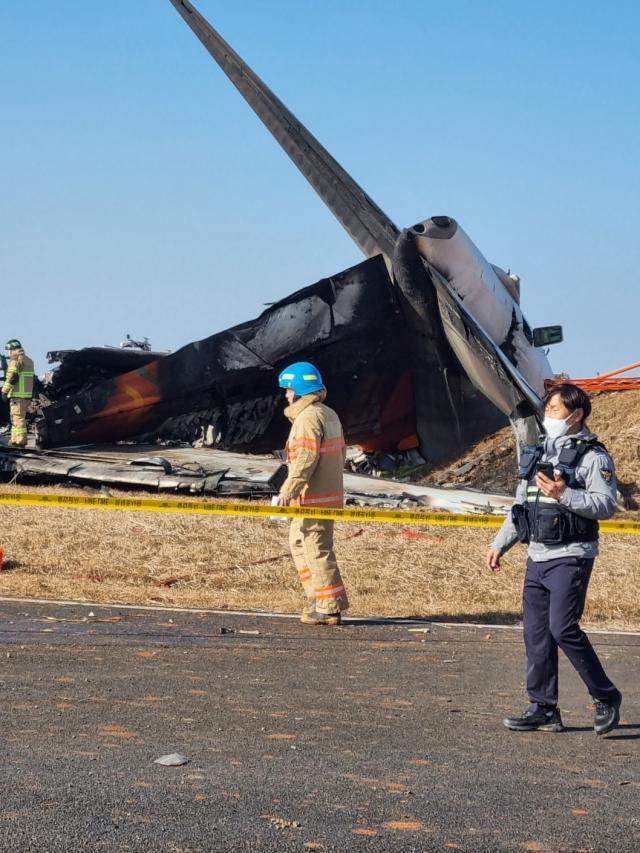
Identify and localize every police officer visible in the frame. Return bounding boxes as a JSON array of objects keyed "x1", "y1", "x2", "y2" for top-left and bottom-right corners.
[
  {"x1": 487, "y1": 383, "x2": 621, "y2": 735},
  {"x1": 275, "y1": 361, "x2": 348, "y2": 626},
  {"x1": 1, "y1": 339, "x2": 34, "y2": 448}
]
